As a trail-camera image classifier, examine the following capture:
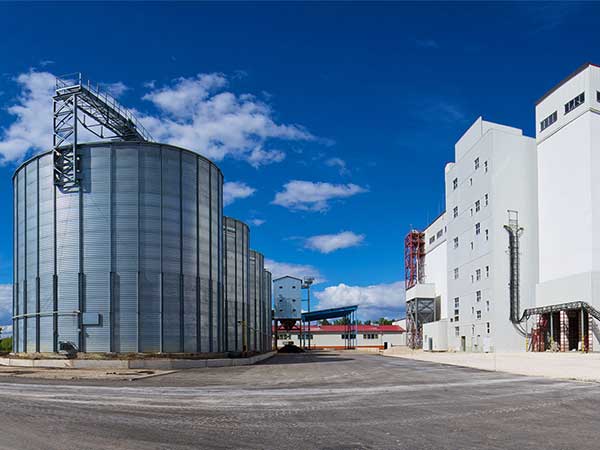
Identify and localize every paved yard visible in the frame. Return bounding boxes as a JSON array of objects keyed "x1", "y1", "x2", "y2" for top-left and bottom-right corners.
[
  {"x1": 384, "y1": 346, "x2": 600, "y2": 382},
  {"x1": 0, "y1": 351, "x2": 598, "y2": 449}
]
